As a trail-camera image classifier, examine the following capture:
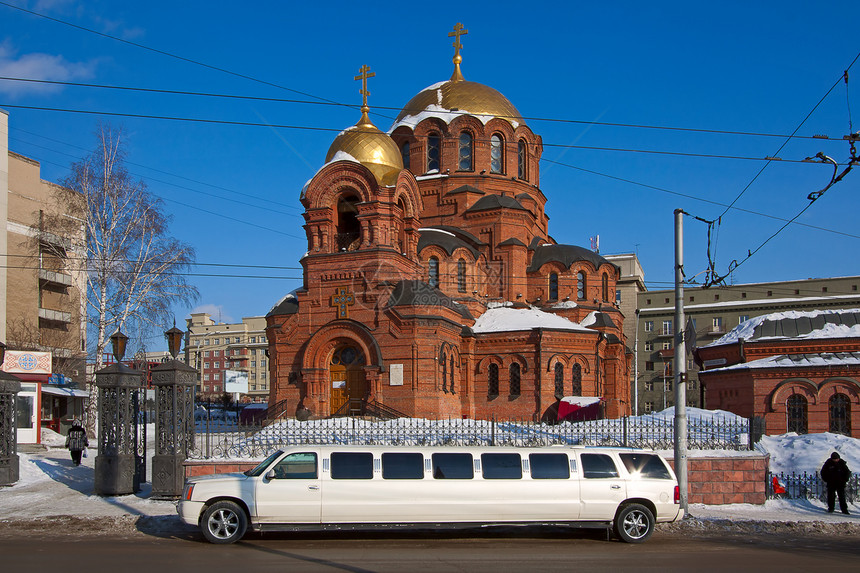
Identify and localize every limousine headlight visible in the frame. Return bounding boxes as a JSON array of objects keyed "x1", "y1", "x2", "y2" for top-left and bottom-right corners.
[{"x1": 183, "y1": 483, "x2": 195, "y2": 501}]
